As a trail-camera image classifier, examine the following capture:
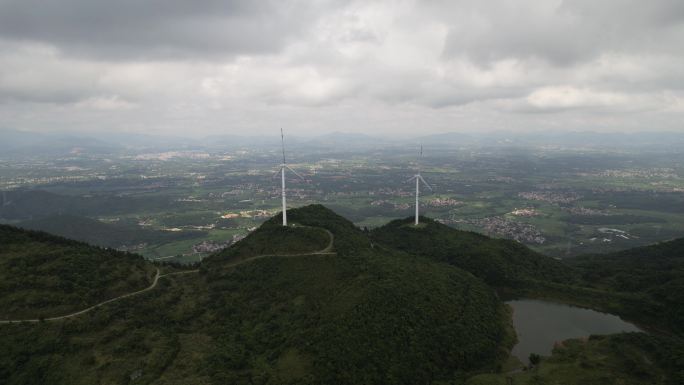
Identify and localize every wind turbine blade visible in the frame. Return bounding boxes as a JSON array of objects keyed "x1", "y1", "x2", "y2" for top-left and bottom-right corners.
[
  {"x1": 272, "y1": 167, "x2": 283, "y2": 179},
  {"x1": 281, "y1": 128, "x2": 286, "y2": 164},
  {"x1": 406, "y1": 175, "x2": 418, "y2": 183},
  {"x1": 418, "y1": 175, "x2": 433, "y2": 191},
  {"x1": 285, "y1": 165, "x2": 306, "y2": 180}
]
